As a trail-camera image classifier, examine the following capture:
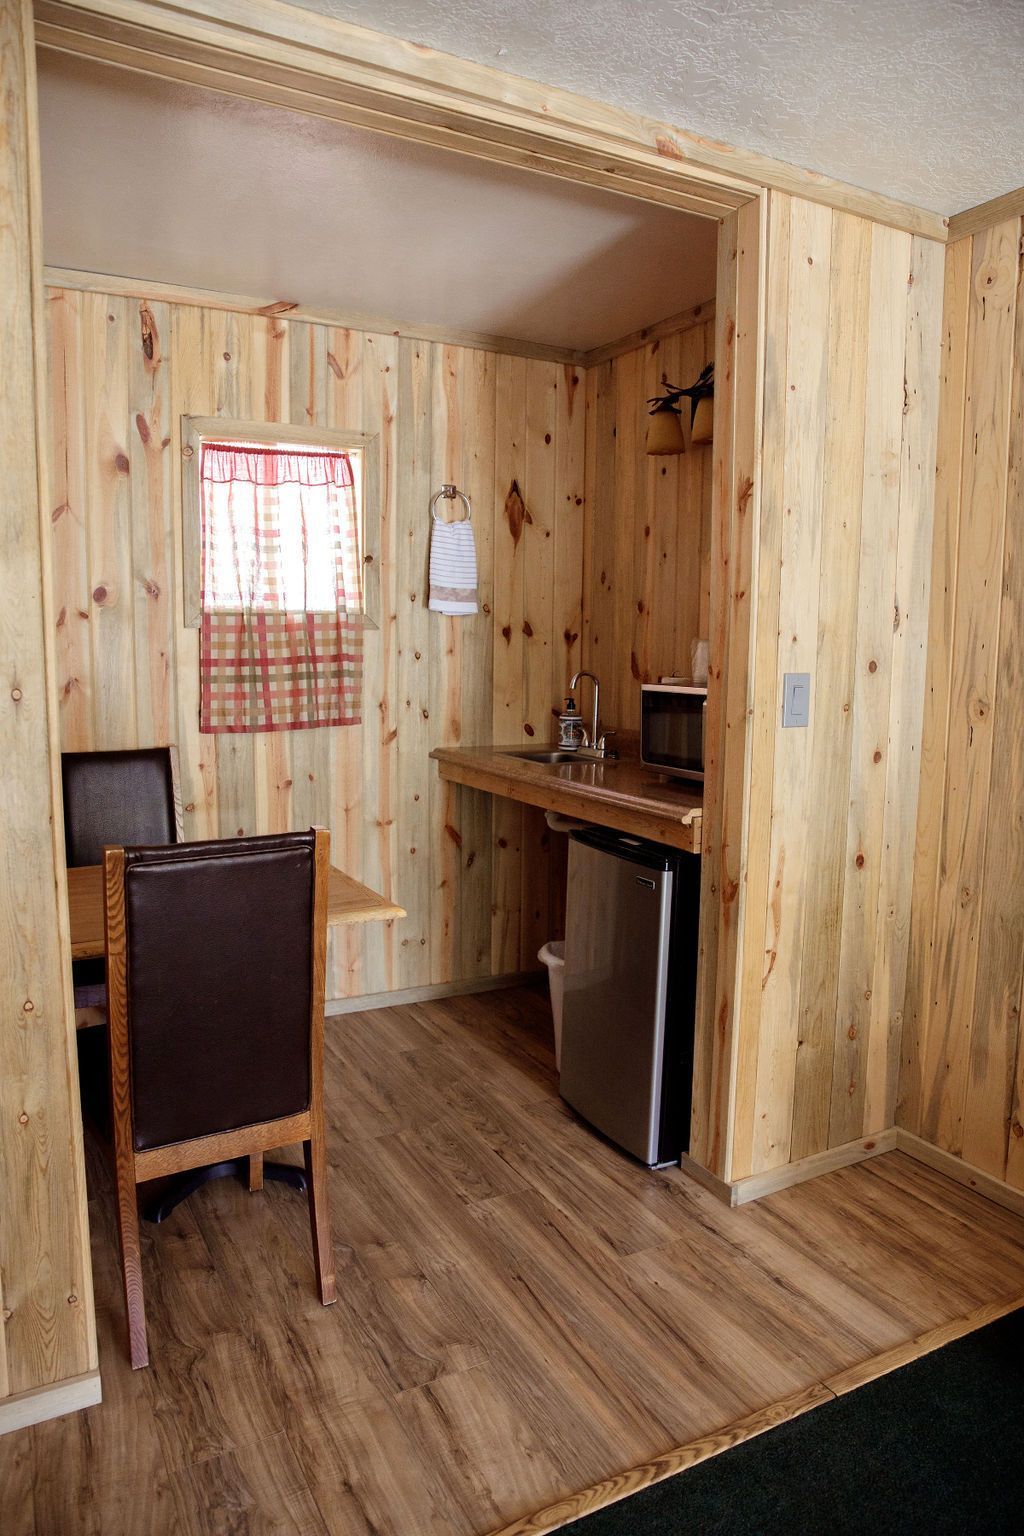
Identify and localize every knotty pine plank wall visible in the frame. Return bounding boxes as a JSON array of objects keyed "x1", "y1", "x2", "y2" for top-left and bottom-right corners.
[
  {"x1": 899, "y1": 216, "x2": 1024, "y2": 1189},
  {"x1": 0, "y1": 2, "x2": 97, "y2": 1418},
  {"x1": 45, "y1": 285, "x2": 585, "y2": 999},
  {"x1": 583, "y1": 317, "x2": 714, "y2": 732},
  {"x1": 707, "y1": 194, "x2": 944, "y2": 1182}
]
